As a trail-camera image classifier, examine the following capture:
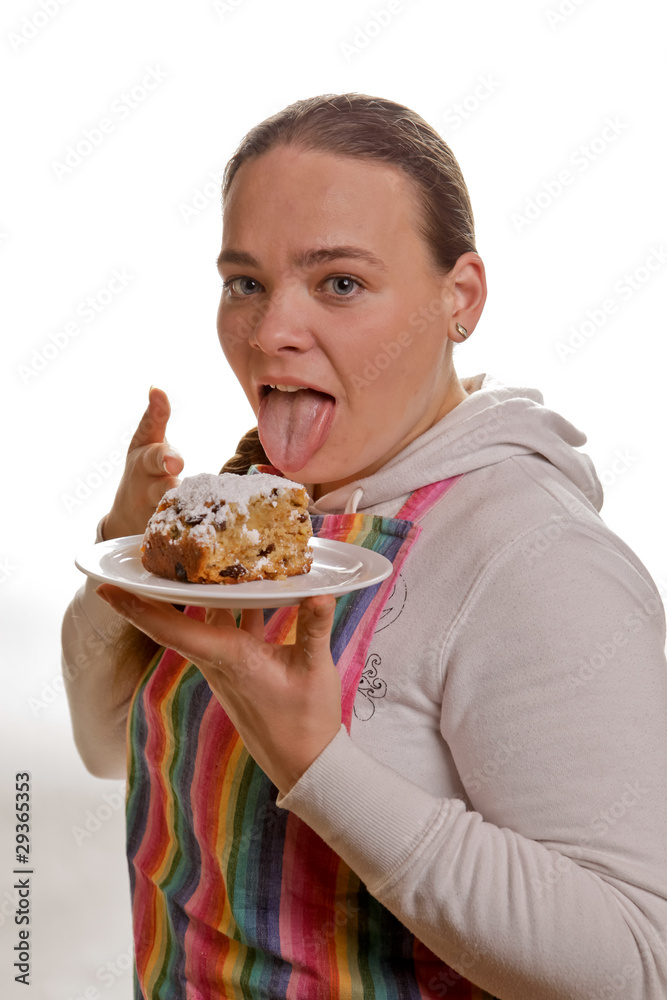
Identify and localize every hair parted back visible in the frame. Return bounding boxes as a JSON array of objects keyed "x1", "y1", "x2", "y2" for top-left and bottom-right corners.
[{"x1": 222, "y1": 93, "x2": 477, "y2": 275}]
